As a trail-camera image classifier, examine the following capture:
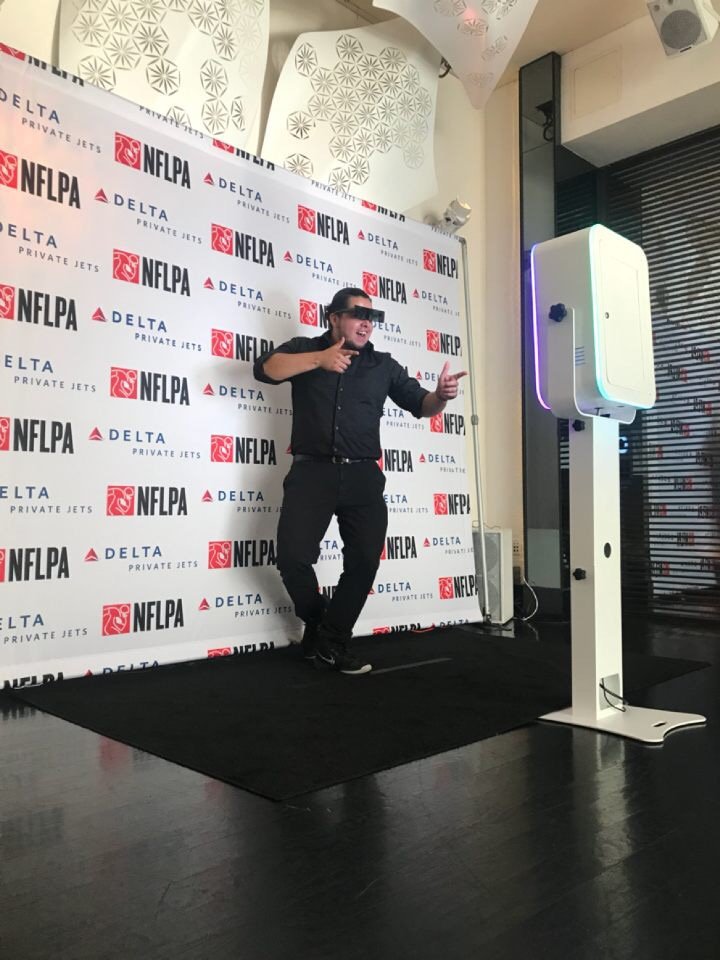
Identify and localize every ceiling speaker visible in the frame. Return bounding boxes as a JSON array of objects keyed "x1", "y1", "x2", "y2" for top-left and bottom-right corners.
[{"x1": 647, "y1": 0, "x2": 719, "y2": 56}]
